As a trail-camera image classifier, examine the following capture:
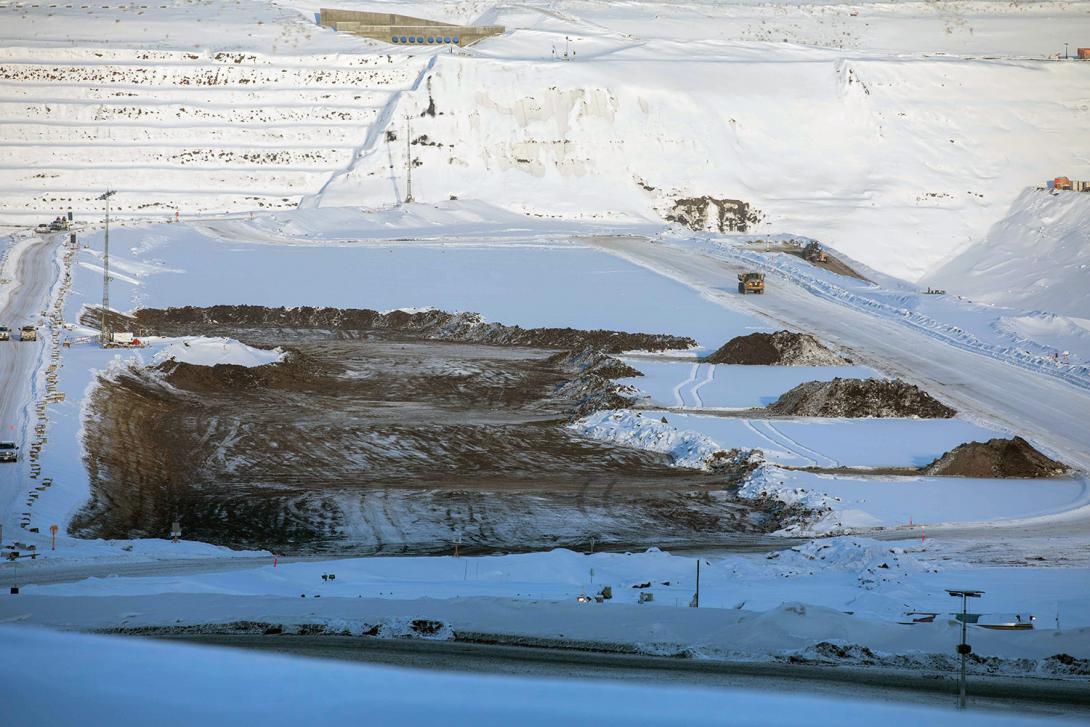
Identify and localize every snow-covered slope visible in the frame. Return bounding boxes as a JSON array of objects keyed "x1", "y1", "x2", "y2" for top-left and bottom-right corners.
[
  {"x1": 0, "y1": 0, "x2": 1087, "y2": 283},
  {"x1": 316, "y1": 44, "x2": 1089, "y2": 281},
  {"x1": 929, "y1": 189, "x2": 1090, "y2": 319}
]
